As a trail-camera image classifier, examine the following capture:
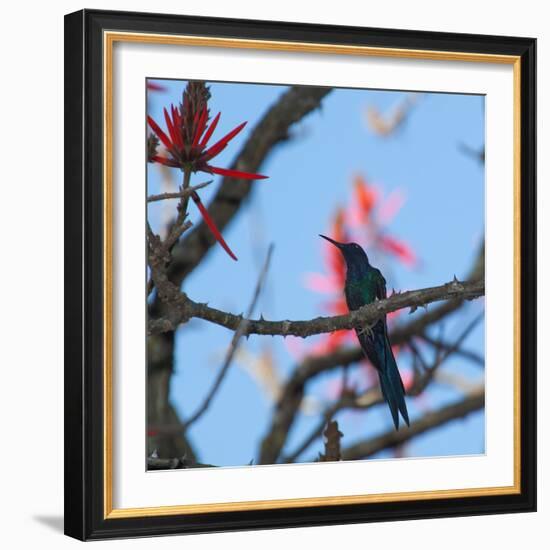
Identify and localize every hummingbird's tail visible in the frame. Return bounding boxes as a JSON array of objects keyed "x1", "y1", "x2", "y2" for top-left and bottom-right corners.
[{"x1": 378, "y1": 347, "x2": 410, "y2": 430}]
